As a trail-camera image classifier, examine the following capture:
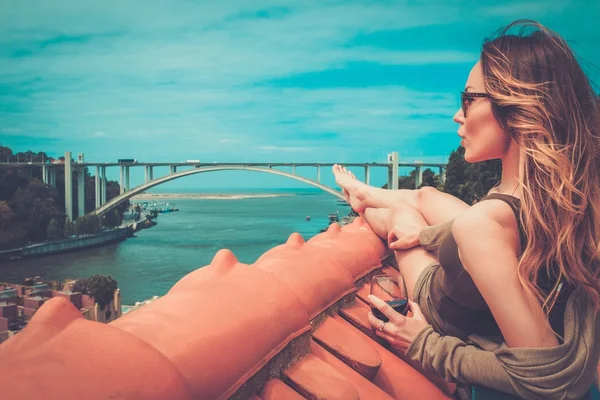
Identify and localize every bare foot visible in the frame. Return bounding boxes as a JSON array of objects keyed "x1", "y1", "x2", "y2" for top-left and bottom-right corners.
[{"x1": 332, "y1": 164, "x2": 370, "y2": 213}]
